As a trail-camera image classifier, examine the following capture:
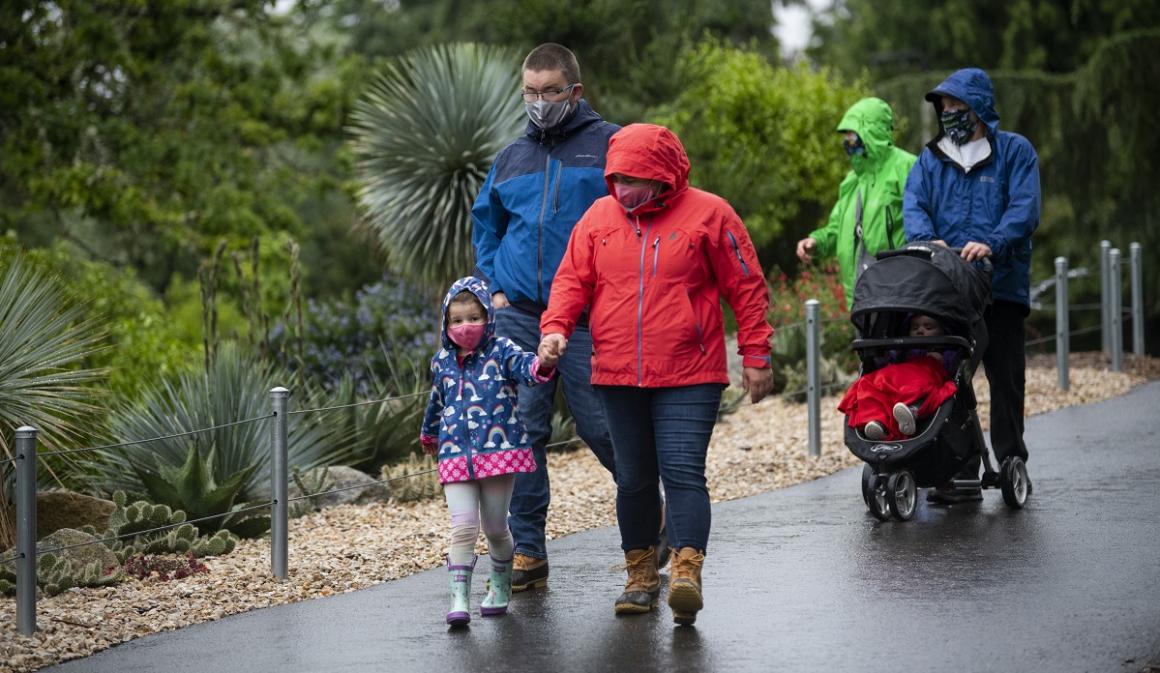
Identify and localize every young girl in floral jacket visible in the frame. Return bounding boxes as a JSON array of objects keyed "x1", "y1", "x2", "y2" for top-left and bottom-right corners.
[{"x1": 420, "y1": 276, "x2": 555, "y2": 626}]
